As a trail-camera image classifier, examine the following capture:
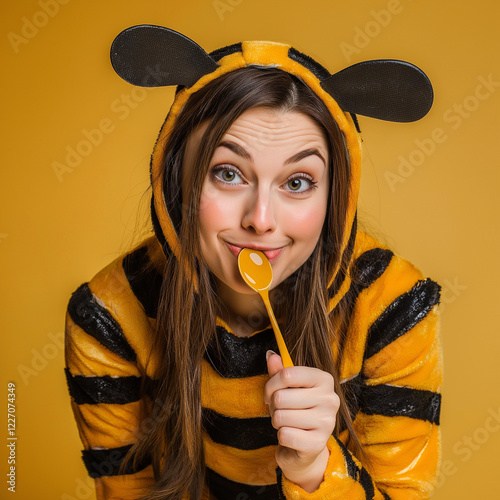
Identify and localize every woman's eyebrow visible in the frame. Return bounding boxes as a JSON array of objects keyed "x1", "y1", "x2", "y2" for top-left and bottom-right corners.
[
  {"x1": 217, "y1": 142, "x2": 326, "y2": 167},
  {"x1": 284, "y1": 148, "x2": 326, "y2": 167},
  {"x1": 218, "y1": 141, "x2": 252, "y2": 161}
]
